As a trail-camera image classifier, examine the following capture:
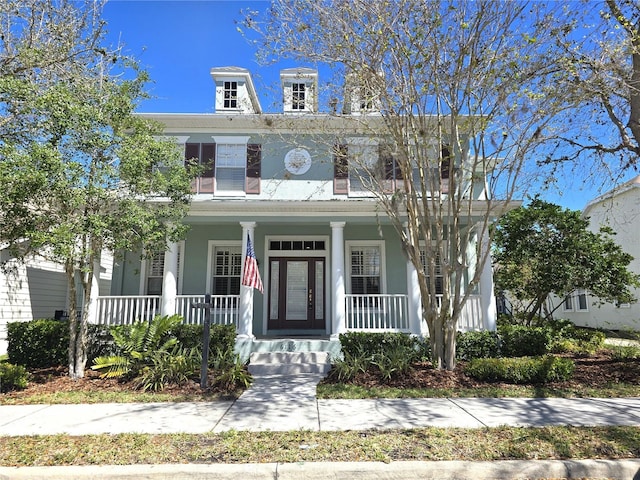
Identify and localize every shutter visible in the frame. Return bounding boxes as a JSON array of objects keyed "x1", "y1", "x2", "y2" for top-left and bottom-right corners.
[
  {"x1": 333, "y1": 144, "x2": 348, "y2": 194},
  {"x1": 185, "y1": 143, "x2": 200, "y2": 193},
  {"x1": 246, "y1": 143, "x2": 261, "y2": 194},
  {"x1": 440, "y1": 144, "x2": 451, "y2": 194},
  {"x1": 380, "y1": 144, "x2": 395, "y2": 193},
  {"x1": 200, "y1": 143, "x2": 216, "y2": 193}
]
